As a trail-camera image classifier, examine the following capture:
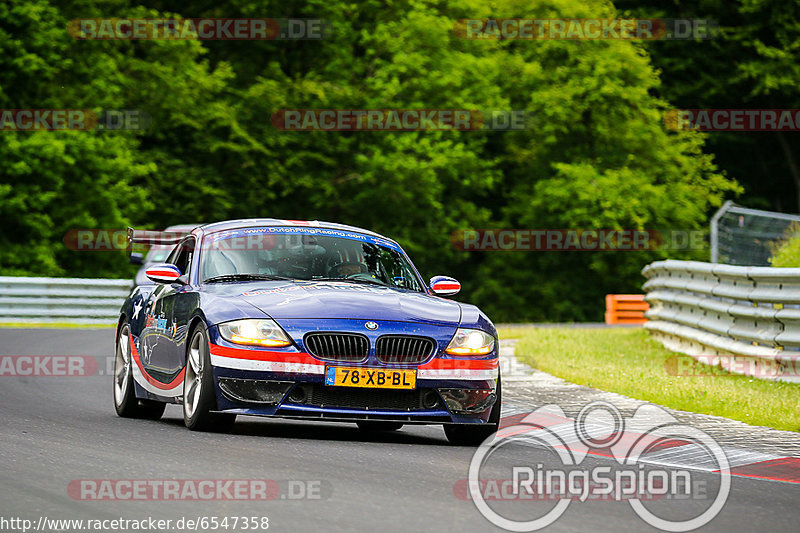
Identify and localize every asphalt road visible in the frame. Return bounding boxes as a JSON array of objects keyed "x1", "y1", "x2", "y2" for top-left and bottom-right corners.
[{"x1": 1, "y1": 328, "x2": 799, "y2": 532}]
